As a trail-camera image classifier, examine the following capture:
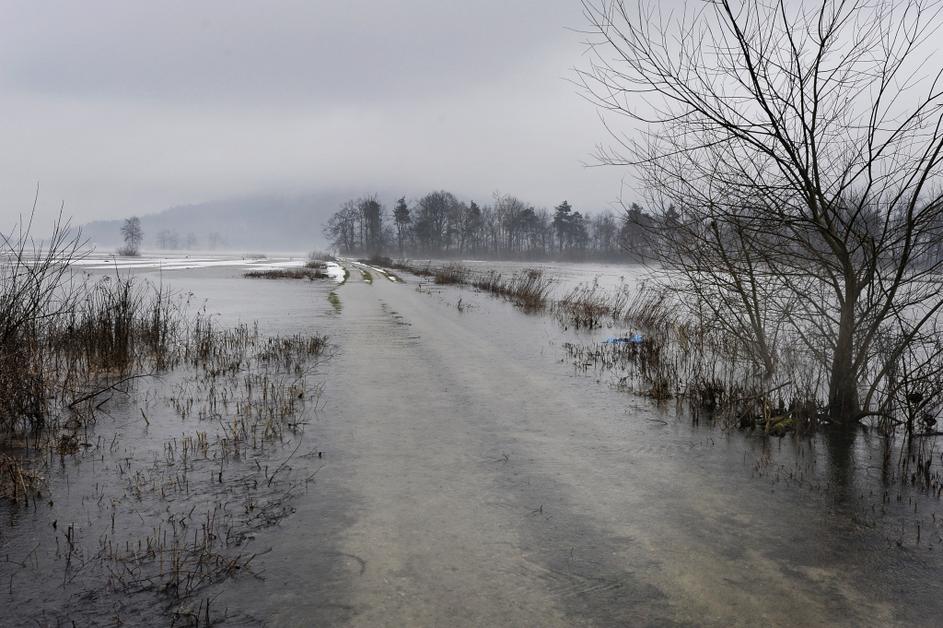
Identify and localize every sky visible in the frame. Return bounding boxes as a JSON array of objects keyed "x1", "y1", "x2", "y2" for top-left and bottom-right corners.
[{"x1": 0, "y1": 0, "x2": 633, "y2": 231}]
